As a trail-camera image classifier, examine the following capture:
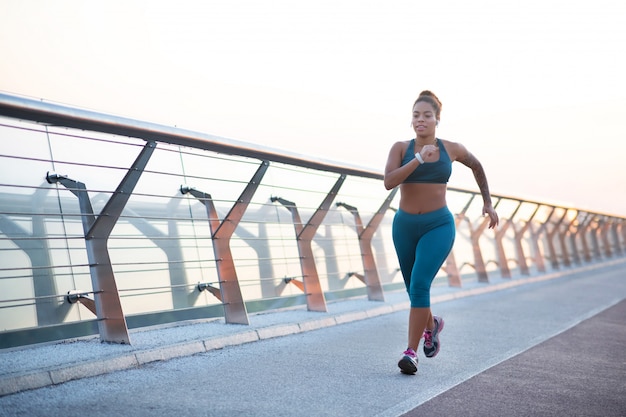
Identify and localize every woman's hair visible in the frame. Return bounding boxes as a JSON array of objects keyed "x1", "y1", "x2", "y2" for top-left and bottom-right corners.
[{"x1": 413, "y1": 90, "x2": 442, "y2": 118}]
